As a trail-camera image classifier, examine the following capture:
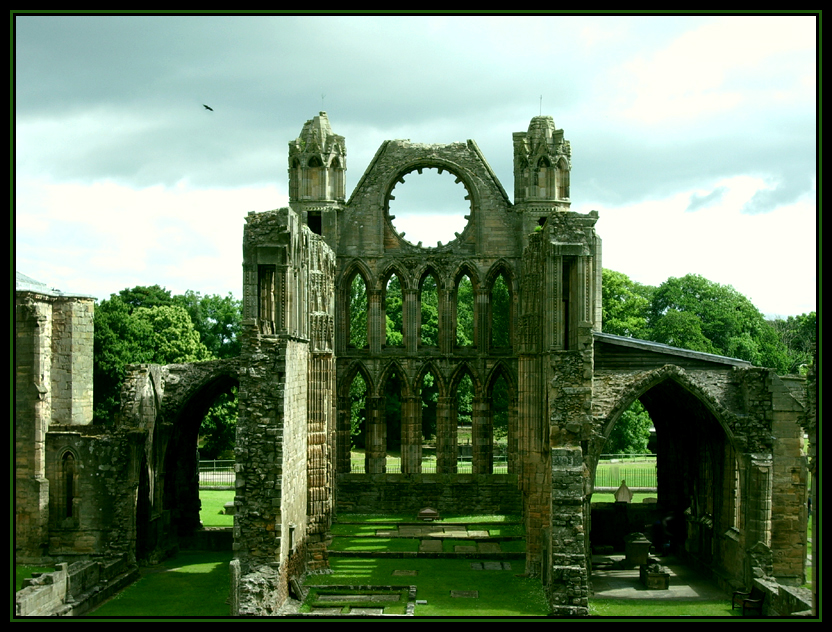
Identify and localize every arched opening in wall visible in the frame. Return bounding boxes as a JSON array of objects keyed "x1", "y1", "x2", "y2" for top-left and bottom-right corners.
[
  {"x1": 455, "y1": 371, "x2": 474, "y2": 472},
  {"x1": 490, "y1": 272, "x2": 511, "y2": 349},
  {"x1": 456, "y1": 274, "x2": 475, "y2": 347},
  {"x1": 158, "y1": 374, "x2": 239, "y2": 549},
  {"x1": 419, "y1": 367, "x2": 440, "y2": 471},
  {"x1": 490, "y1": 373, "x2": 511, "y2": 473},
  {"x1": 383, "y1": 368, "x2": 404, "y2": 472},
  {"x1": 384, "y1": 272, "x2": 404, "y2": 347},
  {"x1": 419, "y1": 272, "x2": 439, "y2": 347},
  {"x1": 57, "y1": 450, "x2": 78, "y2": 527},
  {"x1": 590, "y1": 379, "x2": 741, "y2": 578},
  {"x1": 387, "y1": 167, "x2": 471, "y2": 248},
  {"x1": 348, "y1": 371, "x2": 368, "y2": 473},
  {"x1": 348, "y1": 272, "x2": 368, "y2": 349}
]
